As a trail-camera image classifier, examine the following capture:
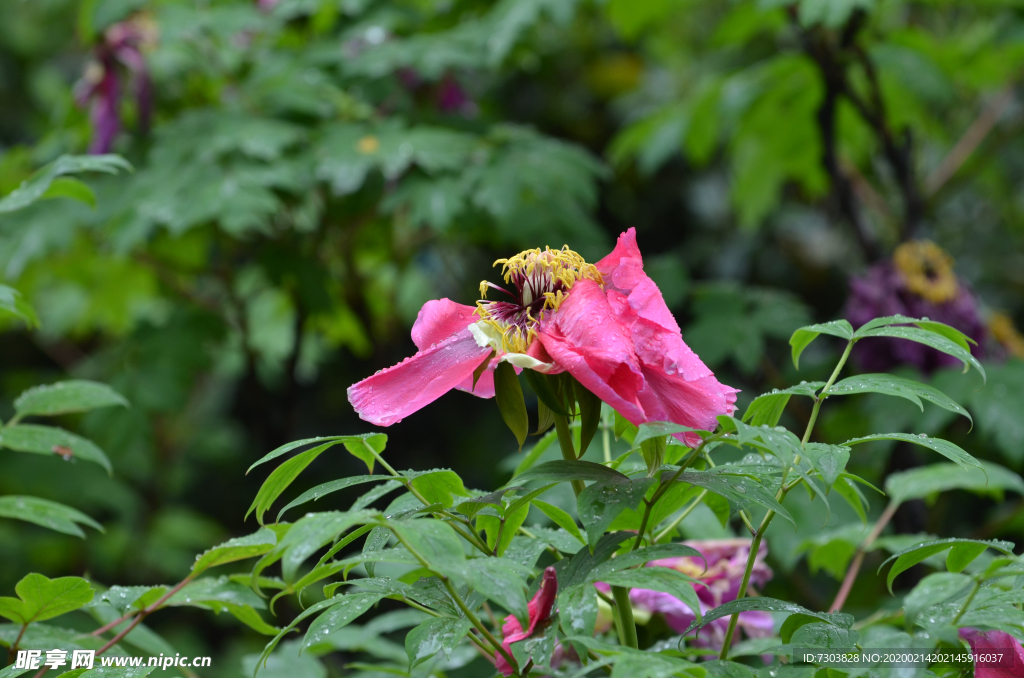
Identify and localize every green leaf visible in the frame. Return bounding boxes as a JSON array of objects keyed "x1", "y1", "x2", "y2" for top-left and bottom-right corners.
[
  {"x1": 879, "y1": 538, "x2": 1014, "y2": 592},
  {"x1": 789, "y1": 321, "x2": 853, "y2": 369},
  {"x1": 461, "y1": 558, "x2": 529, "y2": 623},
  {"x1": 0, "y1": 496, "x2": 103, "y2": 538},
  {"x1": 855, "y1": 326, "x2": 985, "y2": 382},
  {"x1": 576, "y1": 380, "x2": 602, "y2": 456},
  {"x1": 853, "y1": 315, "x2": 976, "y2": 352},
  {"x1": 406, "y1": 469, "x2": 470, "y2": 507},
  {"x1": 557, "y1": 584, "x2": 598, "y2": 637},
  {"x1": 405, "y1": 617, "x2": 473, "y2": 667},
  {"x1": 828, "y1": 374, "x2": 972, "y2": 424},
  {"x1": 886, "y1": 462, "x2": 1024, "y2": 507},
  {"x1": 246, "y1": 435, "x2": 385, "y2": 474},
  {"x1": 614, "y1": 410, "x2": 638, "y2": 442},
  {"x1": 0, "y1": 154, "x2": 131, "y2": 214},
  {"x1": 269, "y1": 511, "x2": 376, "y2": 582},
  {"x1": 344, "y1": 434, "x2": 387, "y2": 474},
  {"x1": 495, "y1": 362, "x2": 529, "y2": 450},
  {"x1": 577, "y1": 478, "x2": 656, "y2": 545},
  {"x1": 601, "y1": 567, "x2": 704, "y2": 623},
  {"x1": 524, "y1": 371, "x2": 569, "y2": 417},
  {"x1": 0, "y1": 425, "x2": 112, "y2": 474},
  {"x1": 844, "y1": 432, "x2": 982, "y2": 472},
  {"x1": 789, "y1": 622, "x2": 859, "y2": 650},
  {"x1": 946, "y1": 543, "x2": 989, "y2": 574},
  {"x1": 14, "y1": 380, "x2": 129, "y2": 418},
  {"x1": 632, "y1": 422, "x2": 700, "y2": 449},
  {"x1": 0, "y1": 574, "x2": 94, "y2": 624},
  {"x1": 801, "y1": 444, "x2": 850, "y2": 489},
  {"x1": 684, "y1": 598, "x2": 851, "y2": 636},
  {"x1": 511, "y1": 459, "x2": 629, "y2": 485},
  {"x1": 302, "y1": 591, "x2": 386, "y2": 650},
  {"x1": 742, "y1": 382, "x2": 823, "y2": 427},
  {"x1": 276, "y1": 475, "x2": 394, "y2": 521},
  {"x1": 514, "y1": 430, "x2": 557, "y2": 476},
  {"x1": 192, "y1": 528, "x2": 278, "y2": 575},
  {"x1": 586, "y1": 543, "x2": 705, "y2": 582},
  {"x1": 532, "y1": 499, "x2": 586, "y2": 545},
  {"x1": 247, "y1": 441, "x2": 347, "y2": 524},
  {"x1": 242, "y1": 640, "x2": 326, "y2": 678},
  {"x1": 41, "y1": 177, "x2": 96, "y2": 208},
  {"x1": 0, "y1": 285, "x2": 38, "y2": 327},
  {"x1": 388, "y1": 518, "x2": 466, "y2": 574},
  {"x1": 902, "y1": 572, "x2": 974, "y2": 624},
  {"x1": 669, "y1": 469, "x2": 794, "y2": 525}
]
